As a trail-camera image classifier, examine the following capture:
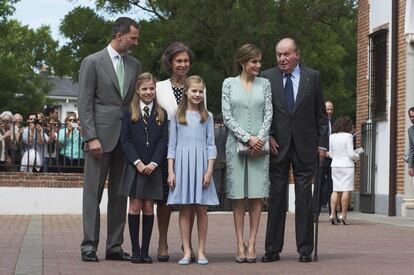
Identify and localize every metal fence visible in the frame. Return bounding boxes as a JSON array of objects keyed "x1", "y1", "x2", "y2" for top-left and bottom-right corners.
[
  {"x1": 0, "y1": 121, "x2": 84, "y2": 173},
  {"x1": 359, "y1": 121, "x2": 376, "y2": 213}
]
